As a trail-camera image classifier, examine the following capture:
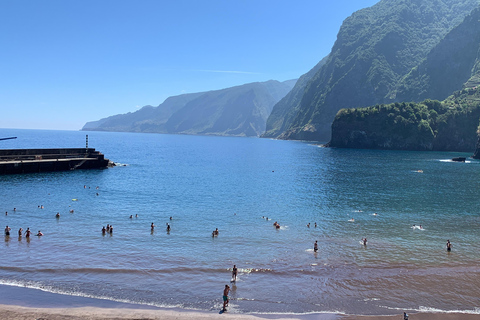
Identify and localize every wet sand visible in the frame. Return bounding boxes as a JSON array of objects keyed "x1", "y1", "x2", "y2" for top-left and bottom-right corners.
[
  {"x1": 1, "y1": 304, "x2": 480, "y2": 320},
  {"x1": 0, "y1": 285, "x2": 478, "y2": 320}
]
